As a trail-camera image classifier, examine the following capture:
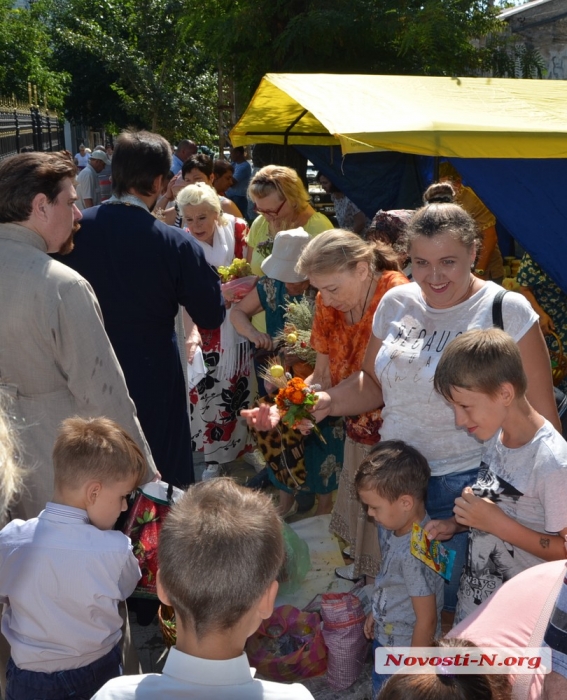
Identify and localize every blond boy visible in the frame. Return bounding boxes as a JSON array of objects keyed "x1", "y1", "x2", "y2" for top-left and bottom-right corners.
[{"x1": 0, "y1": 417, "x2": 147, "y2": 699}]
